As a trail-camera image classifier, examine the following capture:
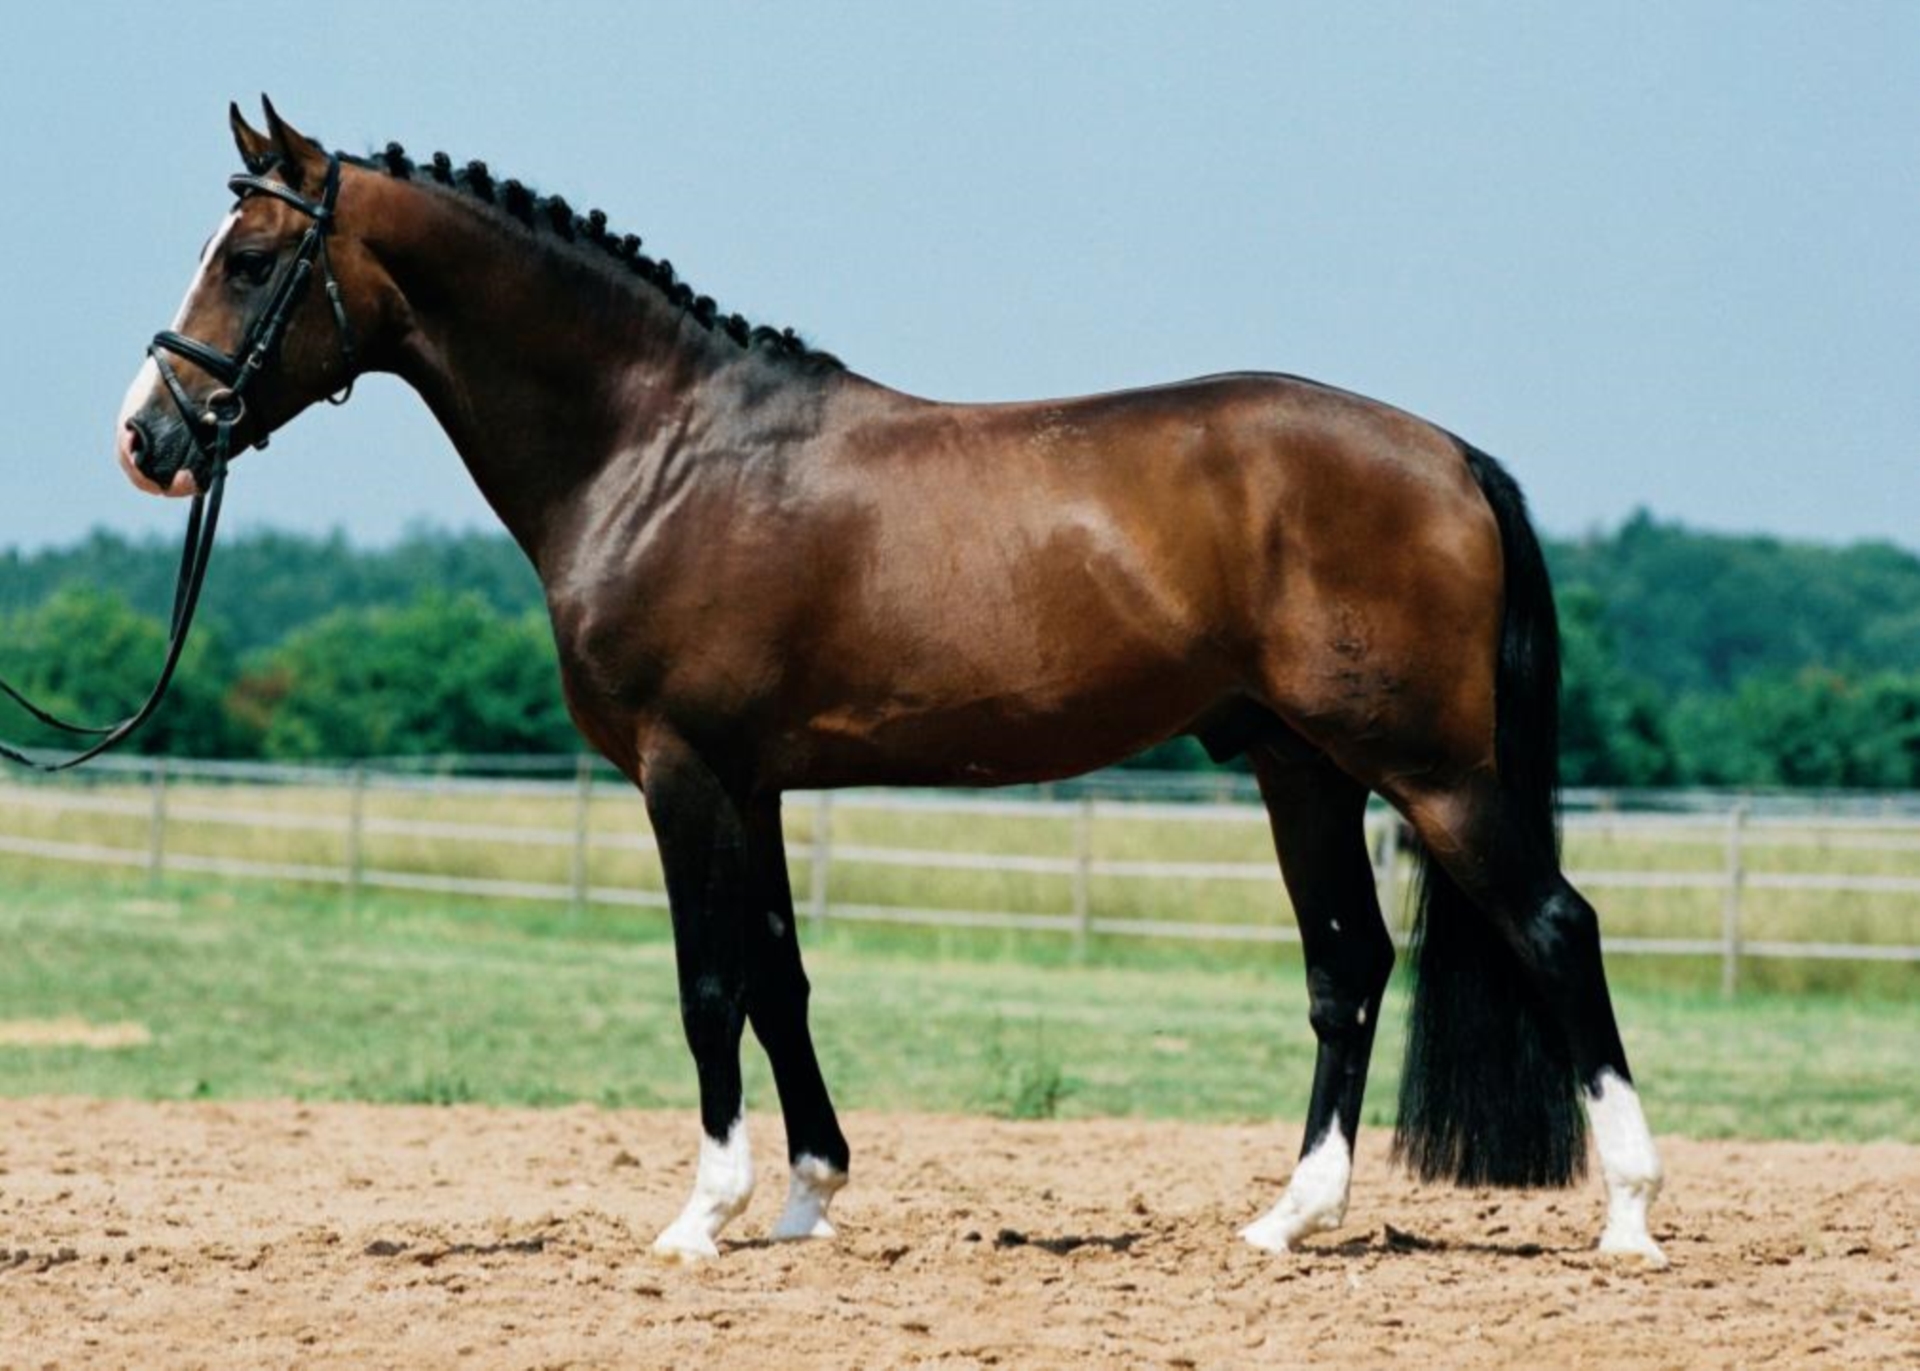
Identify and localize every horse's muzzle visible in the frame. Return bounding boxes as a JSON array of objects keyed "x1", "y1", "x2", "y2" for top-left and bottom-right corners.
[{"x1": 119, "y1": 419, "x2": 199, "y2": 498}]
